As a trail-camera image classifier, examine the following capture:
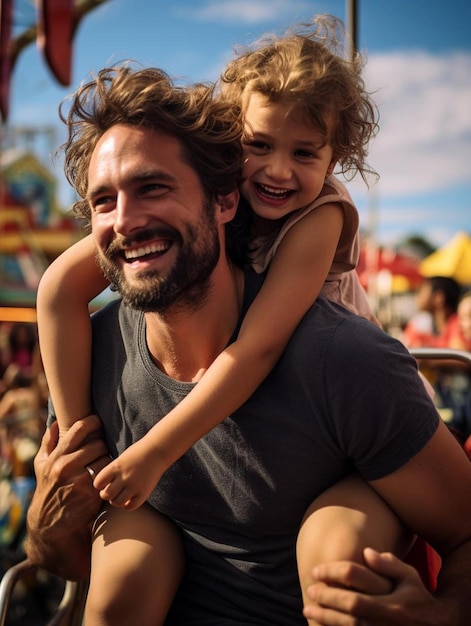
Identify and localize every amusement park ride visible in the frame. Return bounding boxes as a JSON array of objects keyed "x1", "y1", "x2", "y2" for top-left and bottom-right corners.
[
  {"x1": 0, "y1": 0, "x2": 108, "y2": 322},
  {"x1": 0, "y1": 134, "x2": 83, "y2": 319}
]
